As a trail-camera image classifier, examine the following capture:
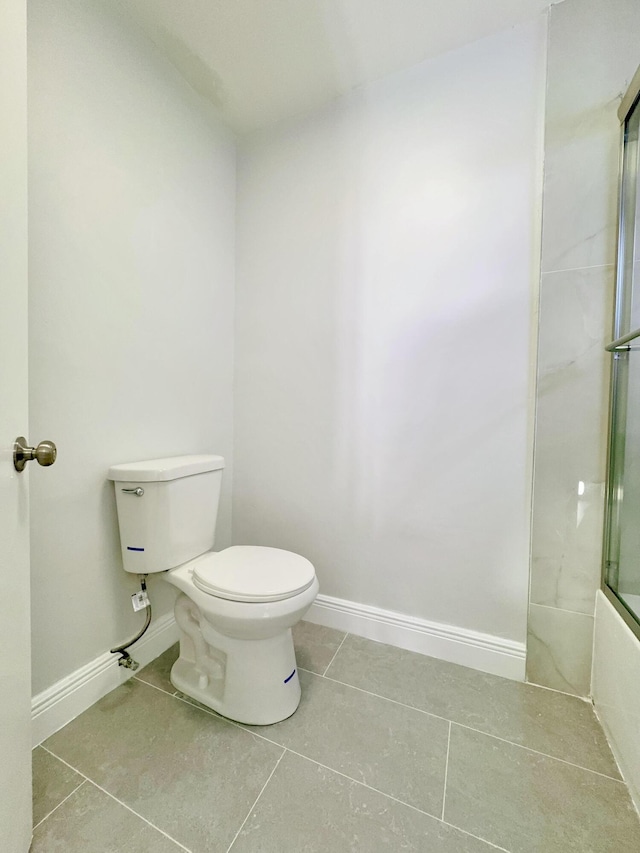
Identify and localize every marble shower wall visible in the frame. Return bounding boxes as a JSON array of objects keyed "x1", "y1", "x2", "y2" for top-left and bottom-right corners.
[{"x1": 527, "y1": 0, "x2": 640, "y2": 696}]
